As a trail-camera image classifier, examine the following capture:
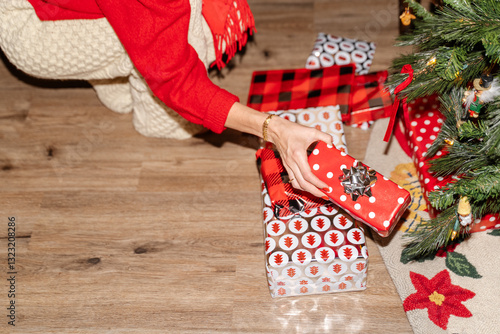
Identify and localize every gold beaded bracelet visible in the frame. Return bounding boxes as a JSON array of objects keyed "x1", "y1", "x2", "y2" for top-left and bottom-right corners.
[{"x1": 262, "y1": 114, "x2": 274, "y2": 142}]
